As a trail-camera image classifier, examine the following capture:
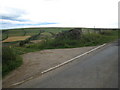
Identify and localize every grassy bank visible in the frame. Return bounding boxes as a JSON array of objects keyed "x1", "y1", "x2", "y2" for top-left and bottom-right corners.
[{"x1": 2, "y1": 47, "x2": 23, "y2": 77}]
